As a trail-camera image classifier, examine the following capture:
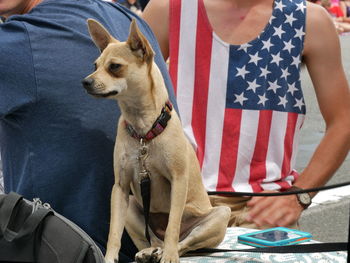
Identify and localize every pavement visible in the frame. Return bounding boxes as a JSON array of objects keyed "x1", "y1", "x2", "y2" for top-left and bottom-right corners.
[{"x1": 297, "y1": 34, "x2": 350, "y2": 243}]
